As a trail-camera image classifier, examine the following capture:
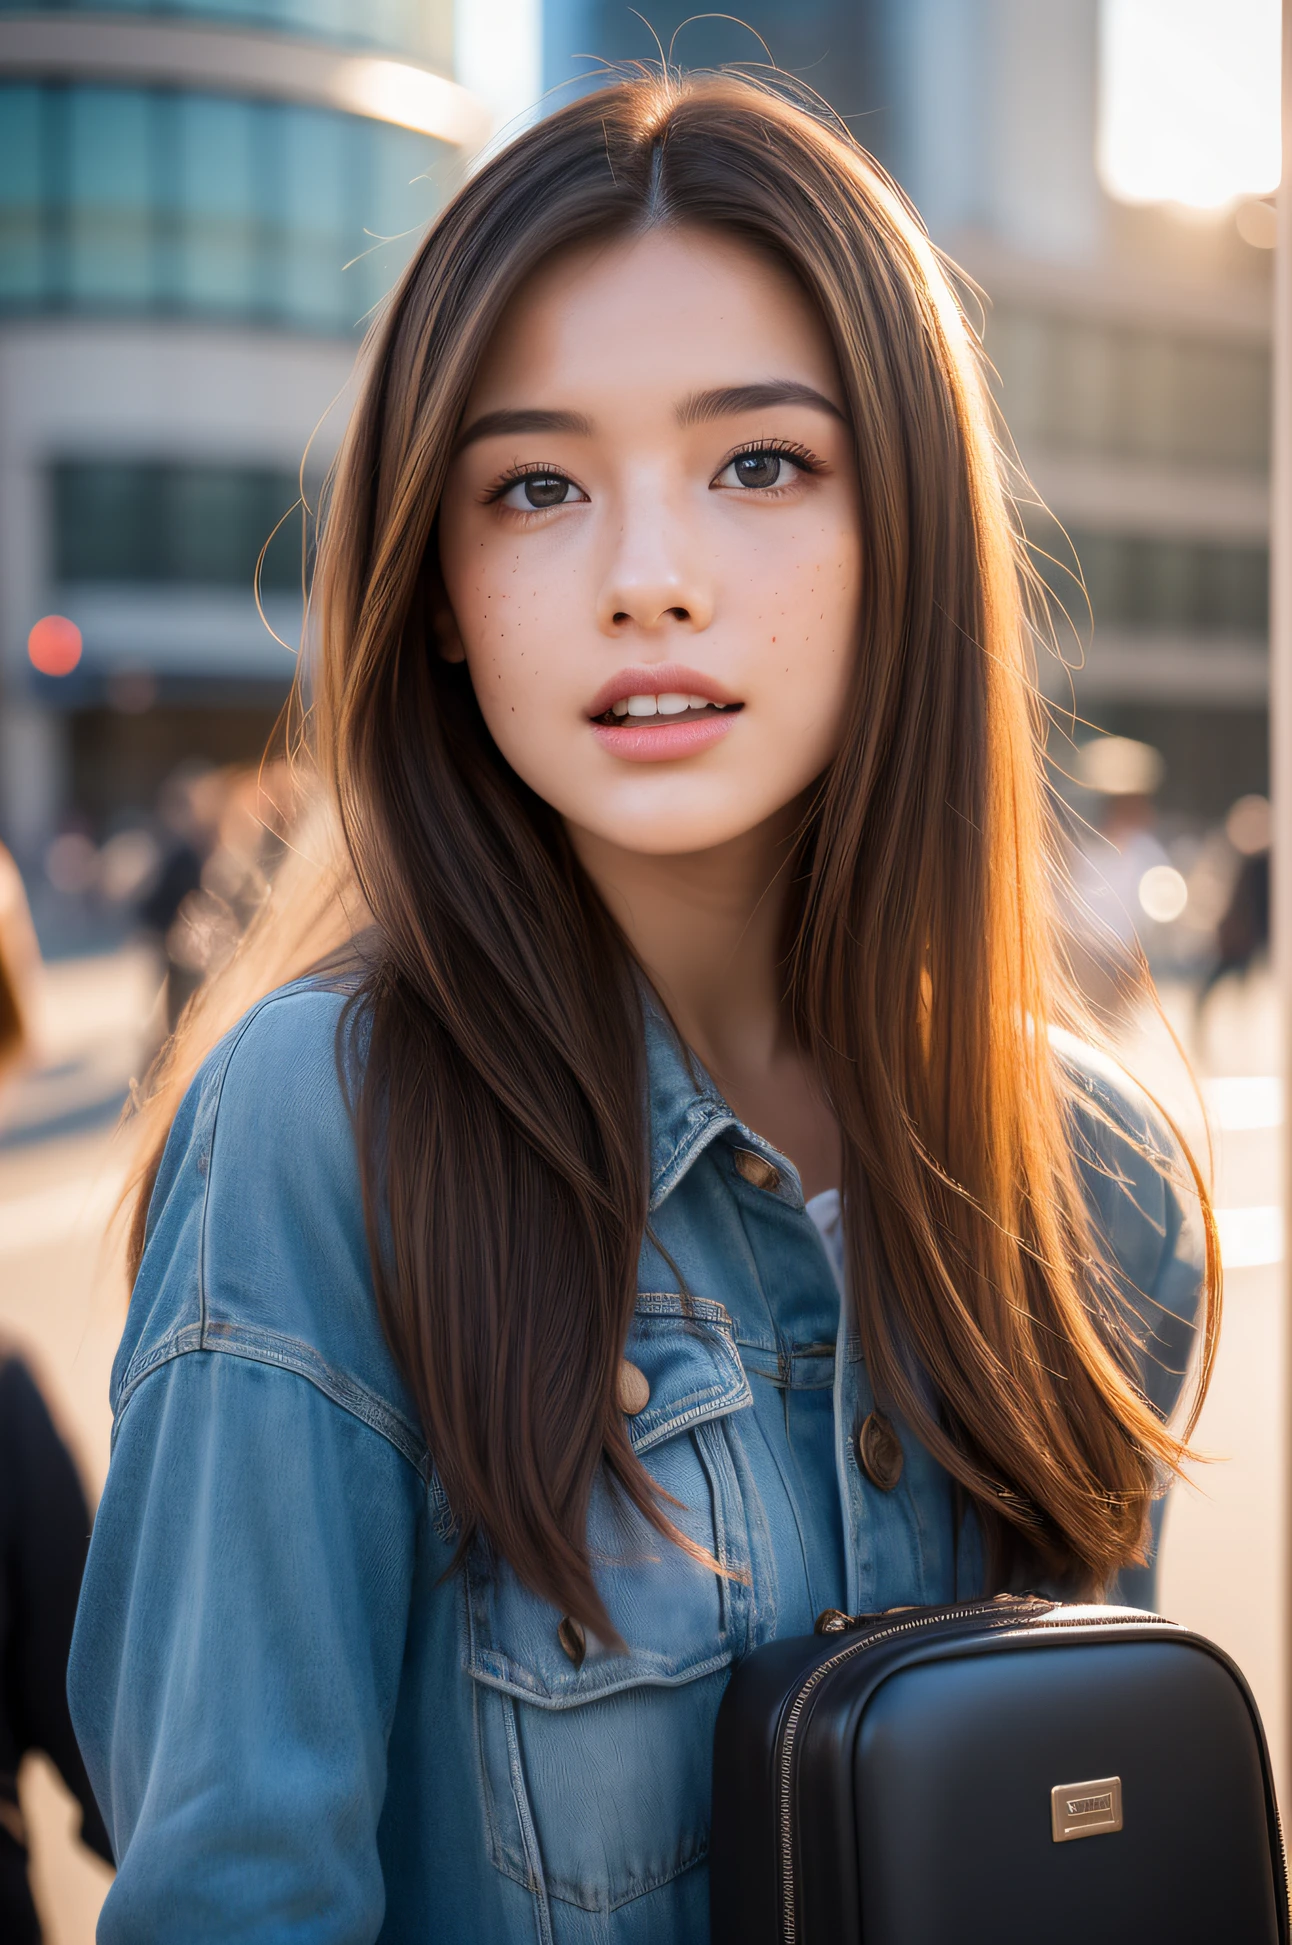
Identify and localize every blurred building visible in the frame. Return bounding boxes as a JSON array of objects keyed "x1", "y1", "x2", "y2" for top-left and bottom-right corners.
[
  {"x1": 545, "y1": 0, "x2": 1274, "y2": 827},
  {"x1": 886, "y1": 0, "x2": 1273, "y2": 829},
  {"x1": 0, "y1": 0, "x2": 480, "y2": 865}
]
